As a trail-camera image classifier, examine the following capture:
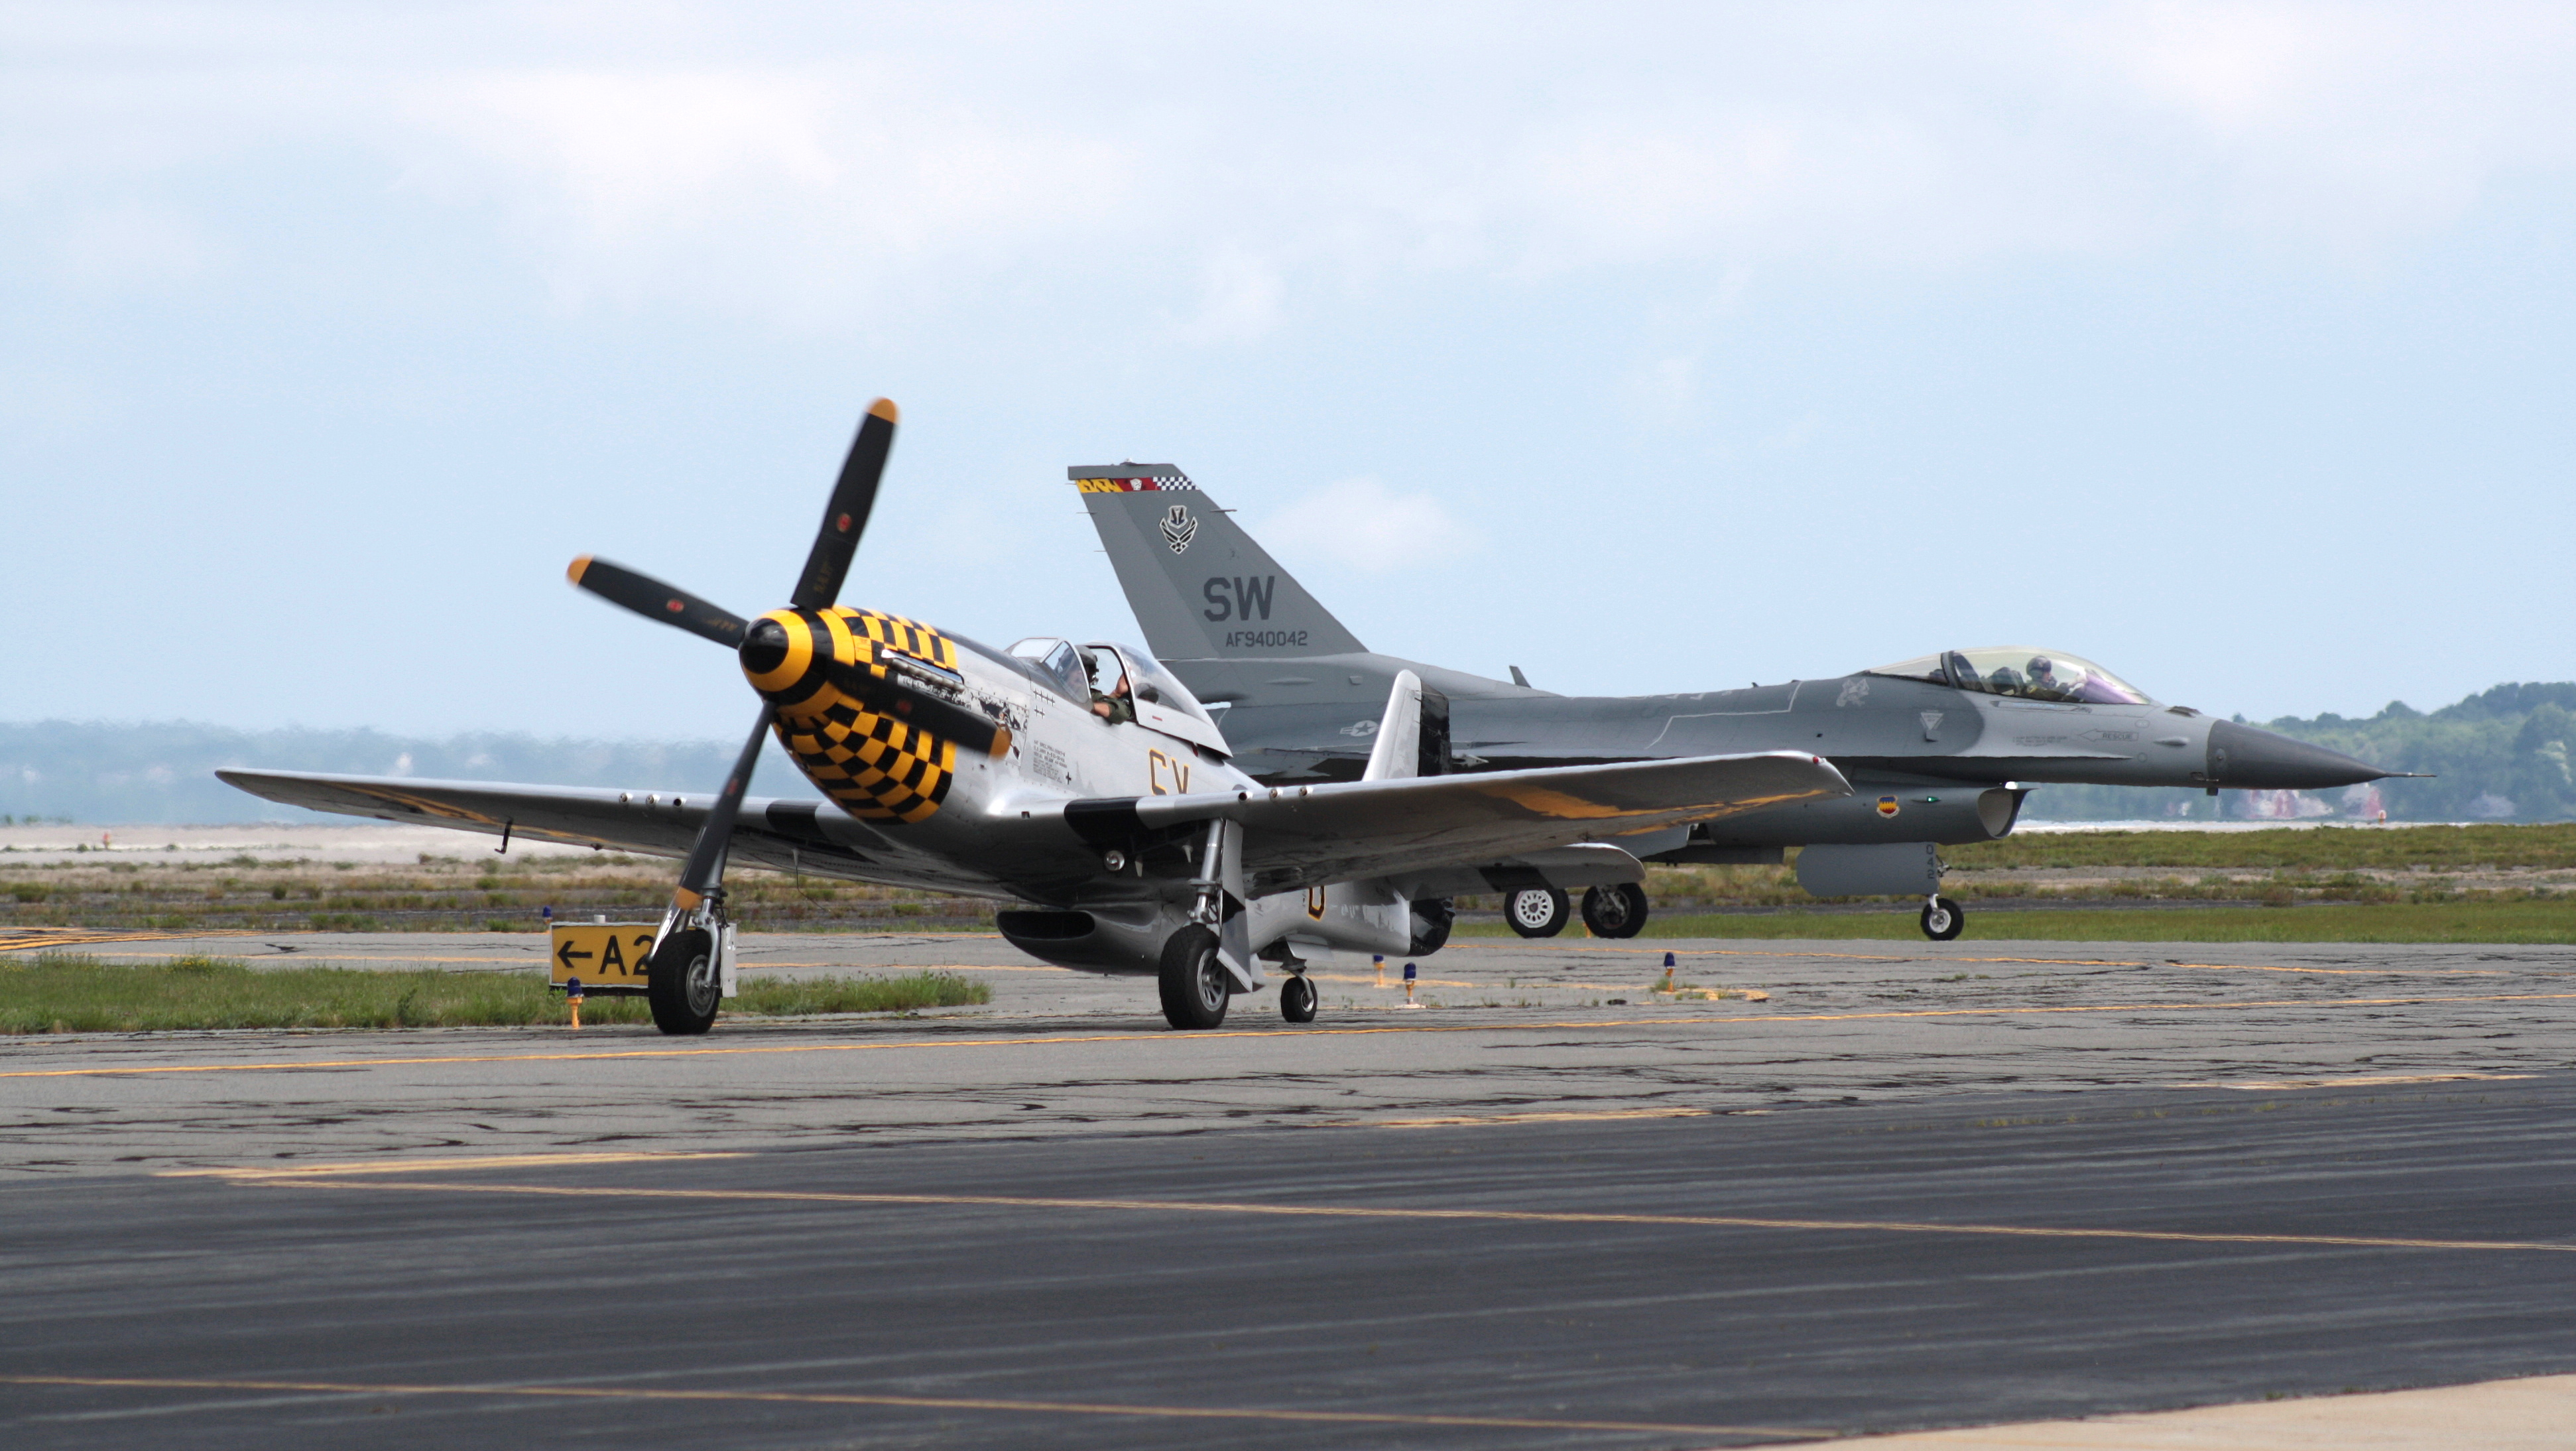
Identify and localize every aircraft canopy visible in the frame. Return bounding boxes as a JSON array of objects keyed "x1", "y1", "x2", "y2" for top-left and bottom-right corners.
[{"x1": 1867, "y1": 647, "x2": 2155, "y2": 706}]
